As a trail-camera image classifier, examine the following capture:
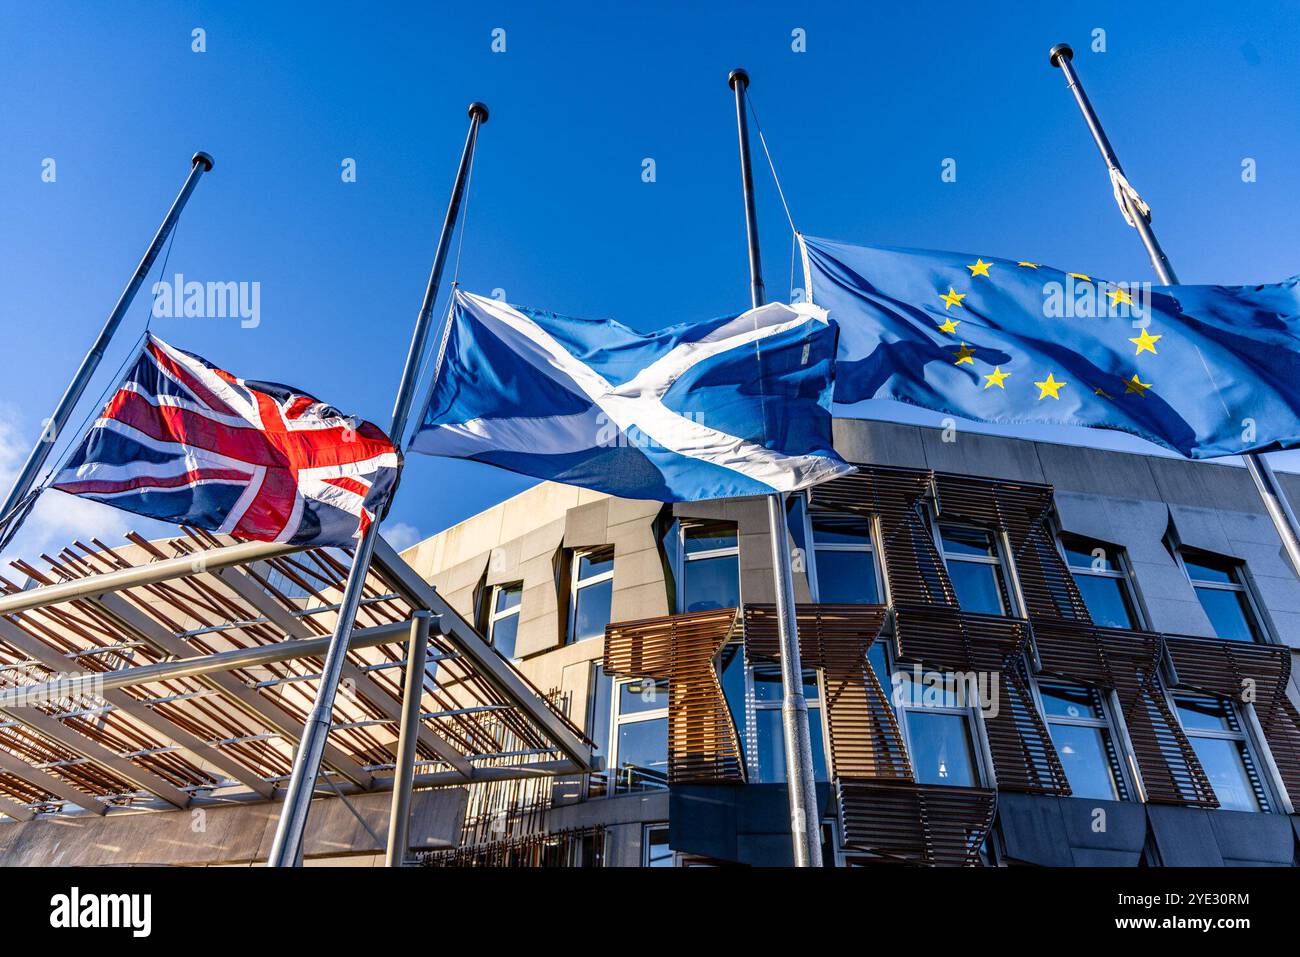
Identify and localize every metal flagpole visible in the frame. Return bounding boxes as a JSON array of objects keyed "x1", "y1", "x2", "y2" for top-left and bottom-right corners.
[
  {"x1": 1048, "y1": 43, "x2": 1300, "y2": 581},
  {"x1": 728, "y1": 68, "x2": 823, "y2": 867},
  {"x1": 0, "y1": 151, "x2": 214, "y2": 535},
  {"x1": 267, "y1": 102, "x2": 488, "y2": 867}
]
